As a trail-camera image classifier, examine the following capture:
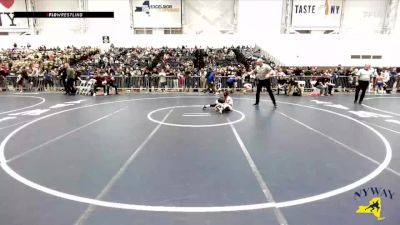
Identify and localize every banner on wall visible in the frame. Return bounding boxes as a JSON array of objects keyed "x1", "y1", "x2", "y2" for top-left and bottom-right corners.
[
  {"x1": 291, "y1": 0, "x2": 343, "y2": 28},
  {"x1": 133, "y1": 0, "x2": 181, "y2": 28},
  {"x1": 102, "y1": 36, "x2": 110, "y2": 44},
  {"x1": 0, "y1": 0, "x2": 29, "y2": 31}
]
